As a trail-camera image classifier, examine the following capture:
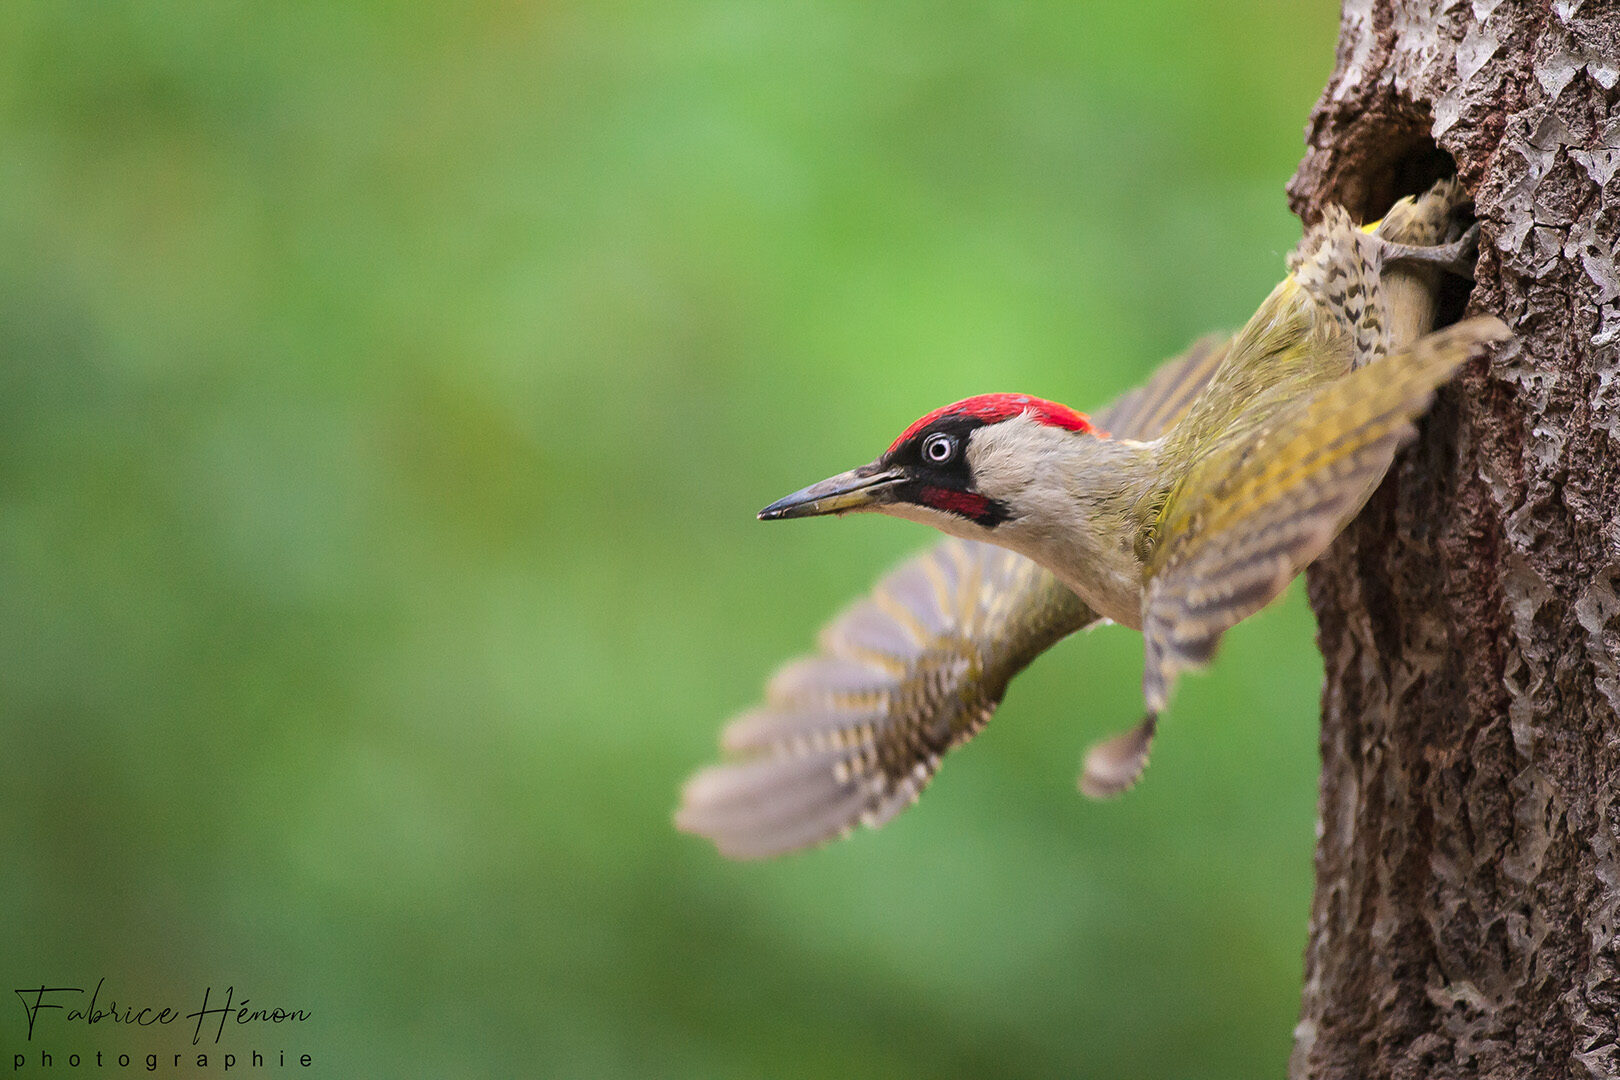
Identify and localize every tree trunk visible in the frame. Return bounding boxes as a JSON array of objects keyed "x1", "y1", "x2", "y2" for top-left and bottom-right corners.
[{"x1": 1287, "y1": 2, "x2": 1620, "y2": 1077}]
